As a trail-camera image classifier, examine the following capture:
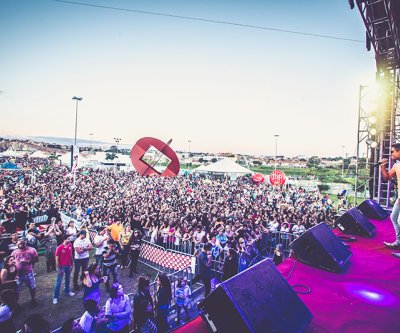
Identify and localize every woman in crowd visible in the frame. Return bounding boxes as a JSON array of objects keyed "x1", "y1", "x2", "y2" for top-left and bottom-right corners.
[
  {"x1": 0, "y1": 289, "x2": 17, "y2": 333},
  {"x1": 222, "y1": 248, "x2": 238, "y2": 281},
  {"x1": 175, "y1": 277, "x2": 192, "y2": 324},
  {"x1": 82, "y1": 263, "x2": 107, "y2": 304},
  {"x1": 0, "y1": 256, "x2": 19, "y2": 295},
  {"x1": 273, "y1": 243, "x2": 286, "y2": 266},
  {"x1": 105, "y1": 283, "x2": 131, "y2": 333},
  {"x1": 66, "y1": 221, "x2": 79, "y2": 241},
  {"x1": 128, "y1": 229, "x2": 142, "y2": 278},
  {"x1": 44, "y1": 220, "x2": 59, "y2": 272},
  {"x1": 118, "y1": 224, "x2": 132, "y2": 270},
  {"x1": 133, "y1": 276, "x2": 156, "y2": 333},
  {"x1": 155, "y1": 273, "x2": 172, "y2": 332}
]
